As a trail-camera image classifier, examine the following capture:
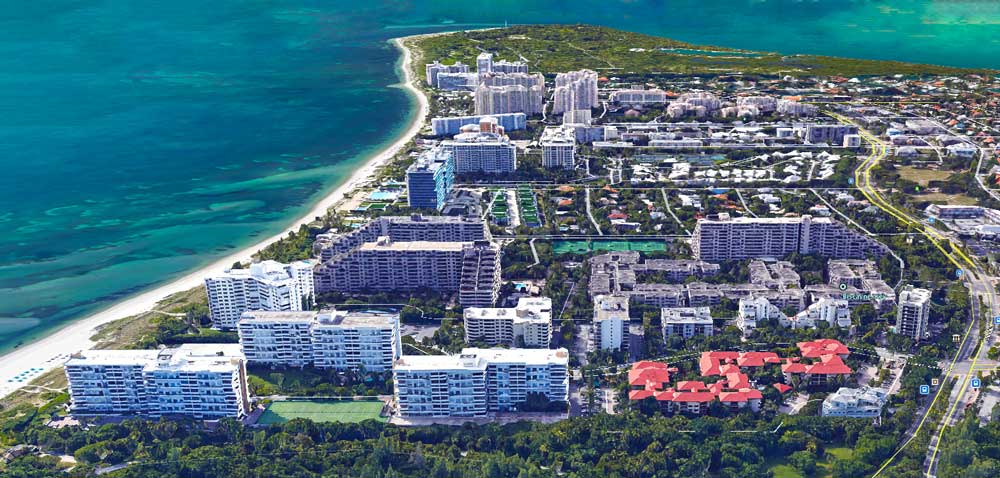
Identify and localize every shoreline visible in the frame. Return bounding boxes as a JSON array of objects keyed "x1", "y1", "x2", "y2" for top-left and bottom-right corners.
[{"x1": 0, "y1": 34, "x2": 433, "y2": 398}]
